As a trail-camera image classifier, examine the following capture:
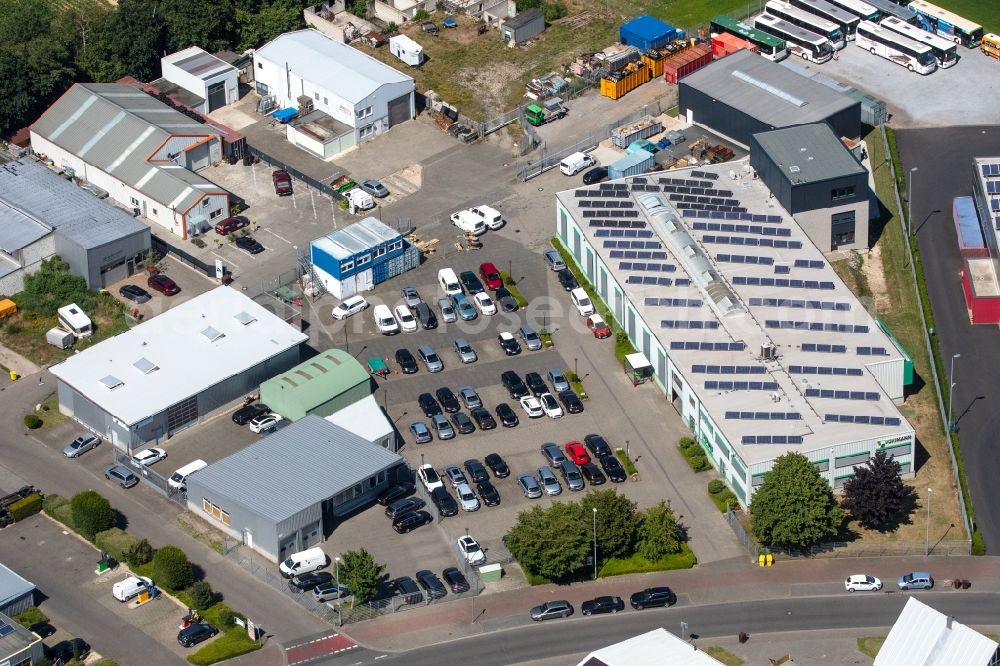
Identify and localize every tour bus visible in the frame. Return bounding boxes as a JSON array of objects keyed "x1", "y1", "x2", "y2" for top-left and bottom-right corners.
[
  {"x1": 710, "y1": 15, "x2": 789, "y2": 61},
  {"x1": 754, "y1": 13, "x2": 836, "y2": 63},
  {"x1": 787, "y1": 0, "x2": 861, "y2": 39},
  {"x1": 825, "y1": 0, "x2": 878, "y2": 22},
  {"x1": 855, "y1": 20, "x2": 937, "y2": 74},
  {"x1": 765, "y1": 1, "x2": 847, "y2": 49},
  {"x1": 906, "y1": 0, "x2": 983, "y2": 48},
  {"x1": 866, "y1": 0, "x2": 920, "y2": 26},
  {"x1": 880, "y1": 15, "x2": 958, "y2": 67},
  {"x1": 982, "y1": 33, "x2": 1000, "y2": 61}
]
